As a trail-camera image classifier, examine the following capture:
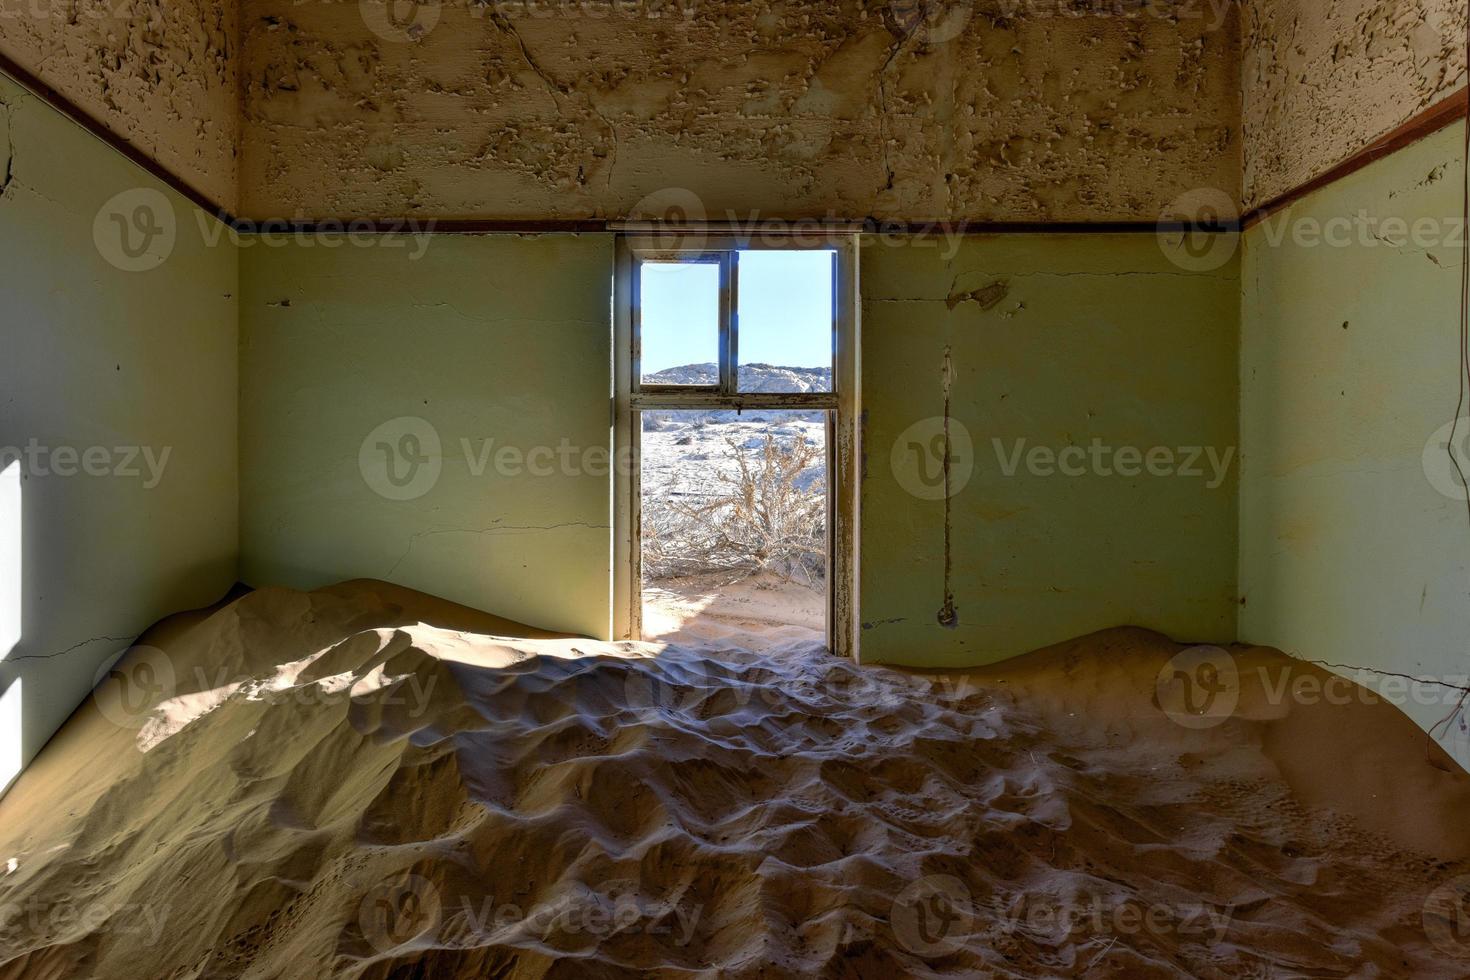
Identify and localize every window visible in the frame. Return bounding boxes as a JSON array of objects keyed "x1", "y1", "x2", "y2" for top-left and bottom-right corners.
[
  {"x1": 736, "y1": 250, "x2": 835, "y2": 394},
  {"x1": 638, "y1": 259, "x2": 723, "y2": 386},
  {"x1": 615, "y1": 238, "x2": 857, "y2": 657}
]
